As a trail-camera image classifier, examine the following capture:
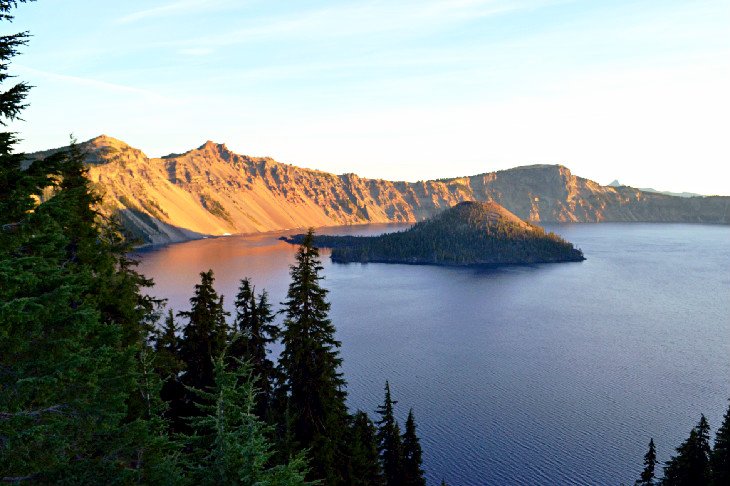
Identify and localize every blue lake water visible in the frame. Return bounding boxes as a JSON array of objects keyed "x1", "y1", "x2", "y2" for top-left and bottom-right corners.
[{"x1": 135, "y1": 223, "x2": 730, "y2": 485}]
